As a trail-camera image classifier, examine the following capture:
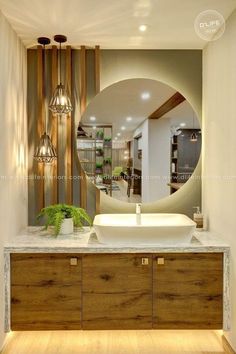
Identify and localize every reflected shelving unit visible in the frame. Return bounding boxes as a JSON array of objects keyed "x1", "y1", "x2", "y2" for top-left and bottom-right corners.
[
  {"x1": 77, "y1": 124, "x2": 113, "y2": 196},
  {"x1": 170, "y1": 129, "x2": 201, "y2": 194}
]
